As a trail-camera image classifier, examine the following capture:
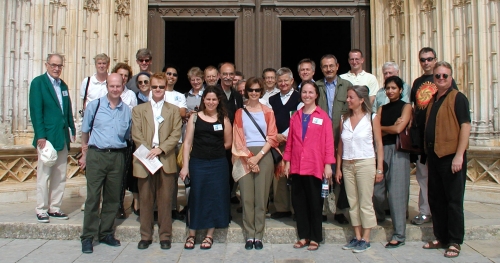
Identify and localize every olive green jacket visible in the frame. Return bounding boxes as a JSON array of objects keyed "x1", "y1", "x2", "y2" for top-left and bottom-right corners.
[{"x1": 317, "y1": 77, "x2": 352, "y2": 153}]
